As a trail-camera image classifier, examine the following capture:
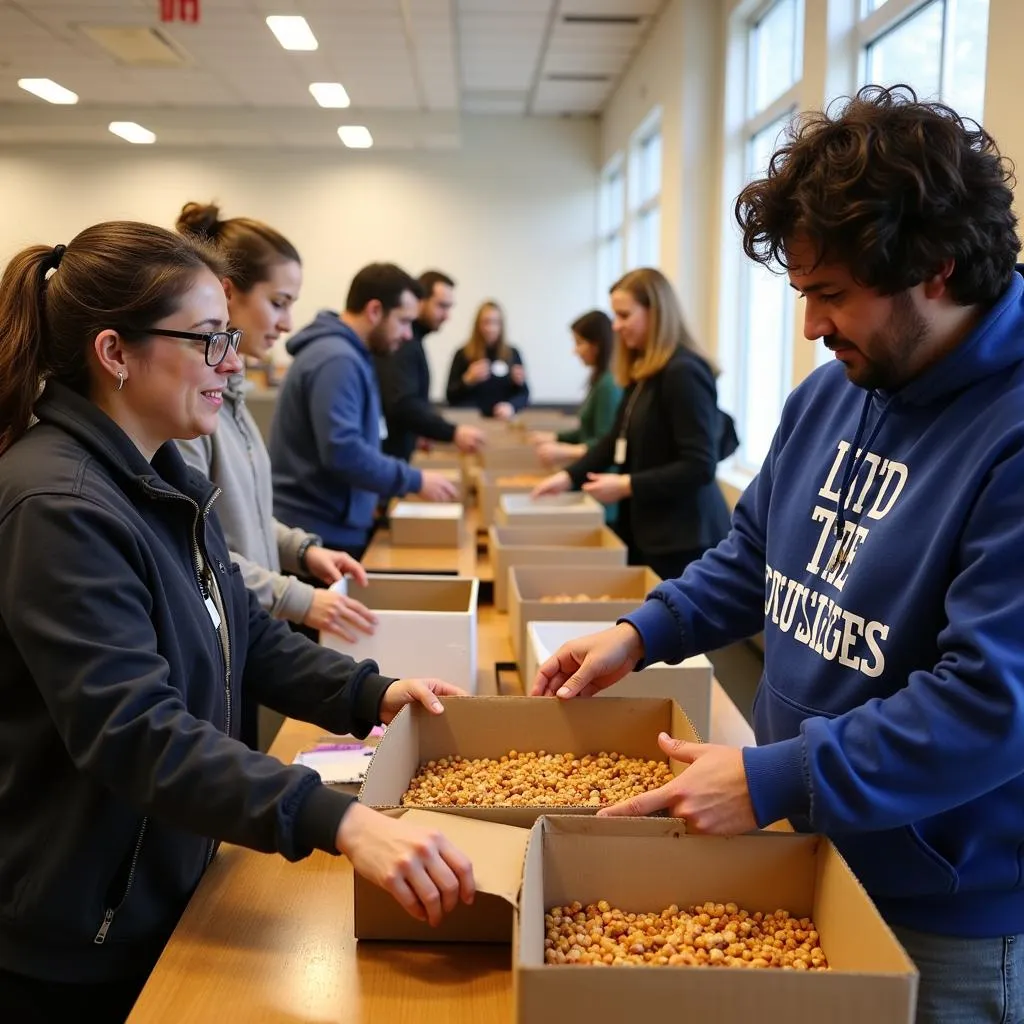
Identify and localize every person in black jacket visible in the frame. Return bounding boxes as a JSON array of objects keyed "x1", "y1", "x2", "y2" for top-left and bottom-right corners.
[
  {"x1": 533, "y1": 267, "x2": 731, "y2": 579},
  {"x1": 445, "y1": 299, "x2": 529, "y2": 419},
  {"x1": 376, "y1": 270, "x2": 485, "y2": 461},
  {"x1": 0, "y1": 223, "x2": 474, "y2": 1024}
]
